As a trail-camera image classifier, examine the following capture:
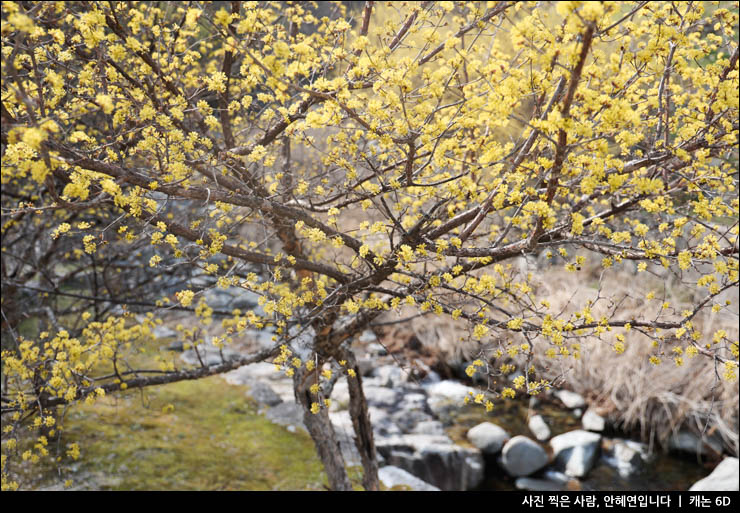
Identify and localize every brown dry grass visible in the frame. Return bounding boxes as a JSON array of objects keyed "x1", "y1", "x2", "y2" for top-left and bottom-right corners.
[{"x1": 373, "y1": 252, "x2": 739, "y2": 456}]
